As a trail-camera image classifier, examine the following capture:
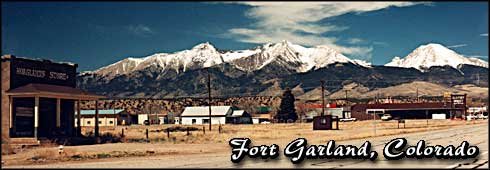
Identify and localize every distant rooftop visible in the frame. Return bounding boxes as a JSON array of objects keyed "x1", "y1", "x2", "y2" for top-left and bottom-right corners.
[
  {"x1": 77, "y1": 109, "x2": 125, "y2": 115},
  {"x1": 181, "y1": 106, "x2": 233, "y2": 117}
]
